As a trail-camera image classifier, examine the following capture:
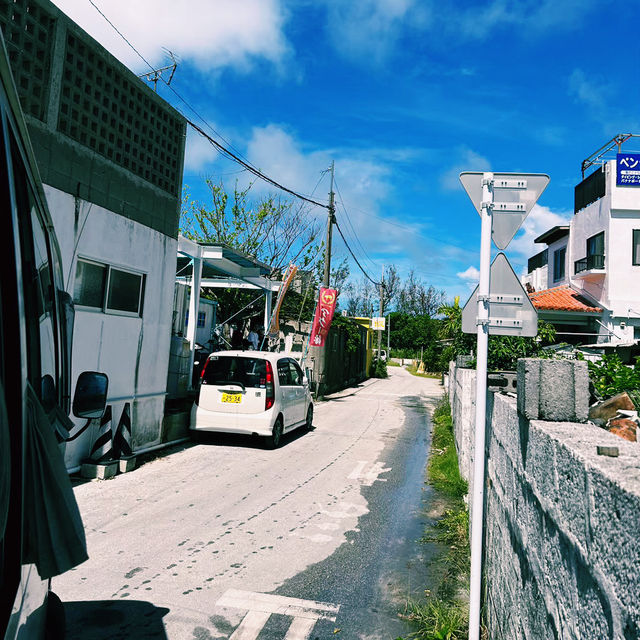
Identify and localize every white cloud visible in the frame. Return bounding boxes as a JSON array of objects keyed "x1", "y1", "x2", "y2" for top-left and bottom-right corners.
[
  {"x1": 457, "y1": 265, "x2": 479, "y2": 287},
  {"x1": 440, "y1": 147, "x2": 491, "y2": 191},
  {"x1": 319, "y1": 0, "x2": 432, "y2": 64},
  {"x1": 316, "y1": 0, "x2": 601, "y2": 64},
  {"x1": 51, "y1": 0, "x2": 290, "y2": 73},
  {"x1": 568, "y1": 69, "x2": 607, "y2": 112},
  {"x1": 509, "y1": 204, "x2": 572, "y2": 262},
  {"x1": 440, "y1": 0, "x2": 601, "y2": 40},
  {"x1": 240, "y1": 124, "x2": 444, "y2": 279},
  {"x1": 183, "y1": 126, "x2": 221, "y2": 174}
]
